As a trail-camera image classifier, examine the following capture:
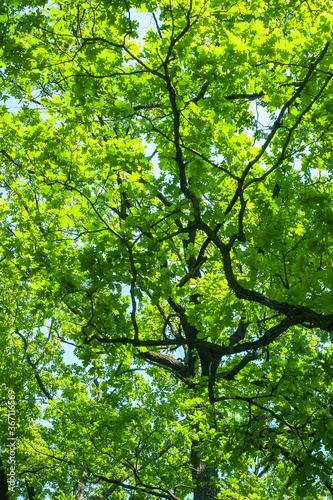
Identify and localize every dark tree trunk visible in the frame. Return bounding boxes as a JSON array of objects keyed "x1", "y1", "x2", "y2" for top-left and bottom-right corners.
[
  {"x1": 191, "y1": 440, "x2": 219, "y2": 500},
  {"x1": 26, "y1": 480, "x2": 35, "y2": 500},
  {"x1": 0, "y1": 458, "x2": 9, "y2": 500}
]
